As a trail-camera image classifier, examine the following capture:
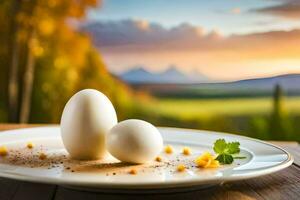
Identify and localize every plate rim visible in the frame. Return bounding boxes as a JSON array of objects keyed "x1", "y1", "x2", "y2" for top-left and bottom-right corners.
[{"x1": 0, "y1": 126, "x2": 294, "y2": 189}]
